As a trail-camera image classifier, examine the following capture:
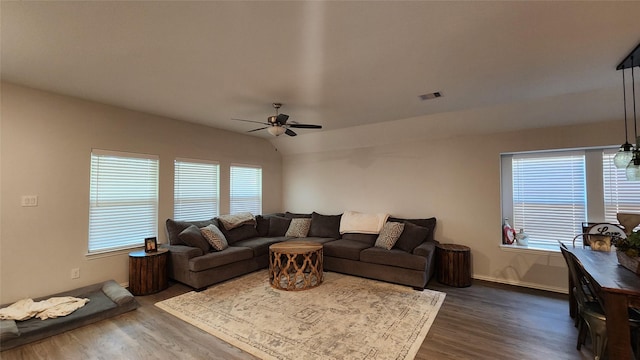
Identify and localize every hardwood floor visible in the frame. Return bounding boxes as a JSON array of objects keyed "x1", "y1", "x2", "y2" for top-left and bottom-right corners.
[{"x1": 1, "y1": 278, "x2": 595, "y2": 360}]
